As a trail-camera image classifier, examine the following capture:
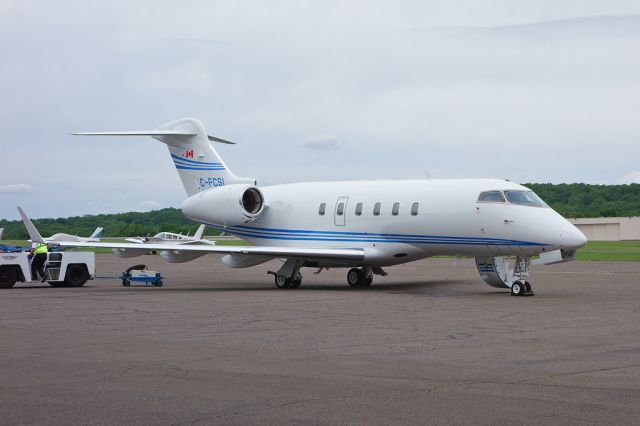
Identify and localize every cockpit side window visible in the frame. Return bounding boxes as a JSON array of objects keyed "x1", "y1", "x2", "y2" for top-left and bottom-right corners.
[
  {"x1": 478, "y1": 191, "x2": 505, "y2": 203},
  {"x1": 504, "y1": 190, "x2": 548, "y2": 207}
]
